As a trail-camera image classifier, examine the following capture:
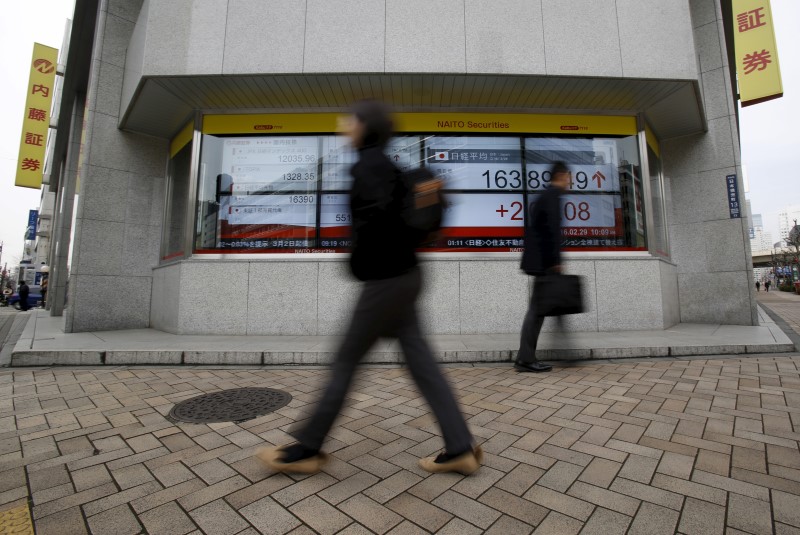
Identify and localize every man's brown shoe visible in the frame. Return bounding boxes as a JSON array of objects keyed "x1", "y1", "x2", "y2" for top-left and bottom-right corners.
[
  {"x1": 419, "y1": 446, "x2": 483, "y2": 475},
  {"x1": 256, "y1": 446, "x2": 329, "y2": 474}
]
